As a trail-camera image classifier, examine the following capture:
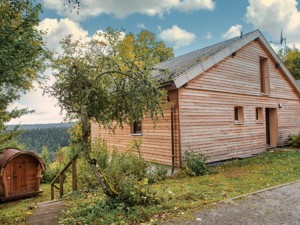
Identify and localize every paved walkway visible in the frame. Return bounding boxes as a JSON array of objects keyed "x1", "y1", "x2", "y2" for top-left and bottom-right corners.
[
  {"x1": 164, "y1": 181, "x2": 300, "y2": 225},
  {"x1": 26, "y1": 200, "x2": 65, "y2": 225}
]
